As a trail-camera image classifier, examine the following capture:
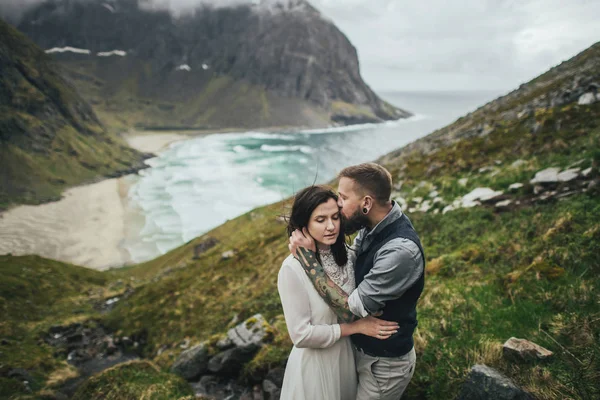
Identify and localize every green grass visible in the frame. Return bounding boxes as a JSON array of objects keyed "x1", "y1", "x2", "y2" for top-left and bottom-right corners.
[
  {"x1": 407, "y1": 195, "x2": 599, "y2": 399},
  {"x1": 71, "y1": 361, "x2": 194, "y2": 400},
  {"x1": 2, "y1": 35, "x2": 599, "y2": 400},
  {"x1": 3, "y1": 105, "x2": 599, "y2": 399},
  {"x1": 0, "y1": 256, "x2": 111, "y2": 398},
  {"x1": 0, "y1": 20, "x2": 146, "y2": 210}
]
